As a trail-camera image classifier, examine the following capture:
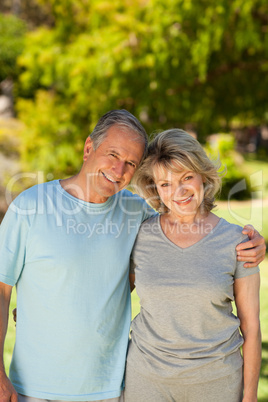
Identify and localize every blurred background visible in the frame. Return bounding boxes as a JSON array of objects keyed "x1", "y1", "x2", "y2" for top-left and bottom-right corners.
[{"x1": 0, "y1": 0, "x2": 267, "y2": 399}]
